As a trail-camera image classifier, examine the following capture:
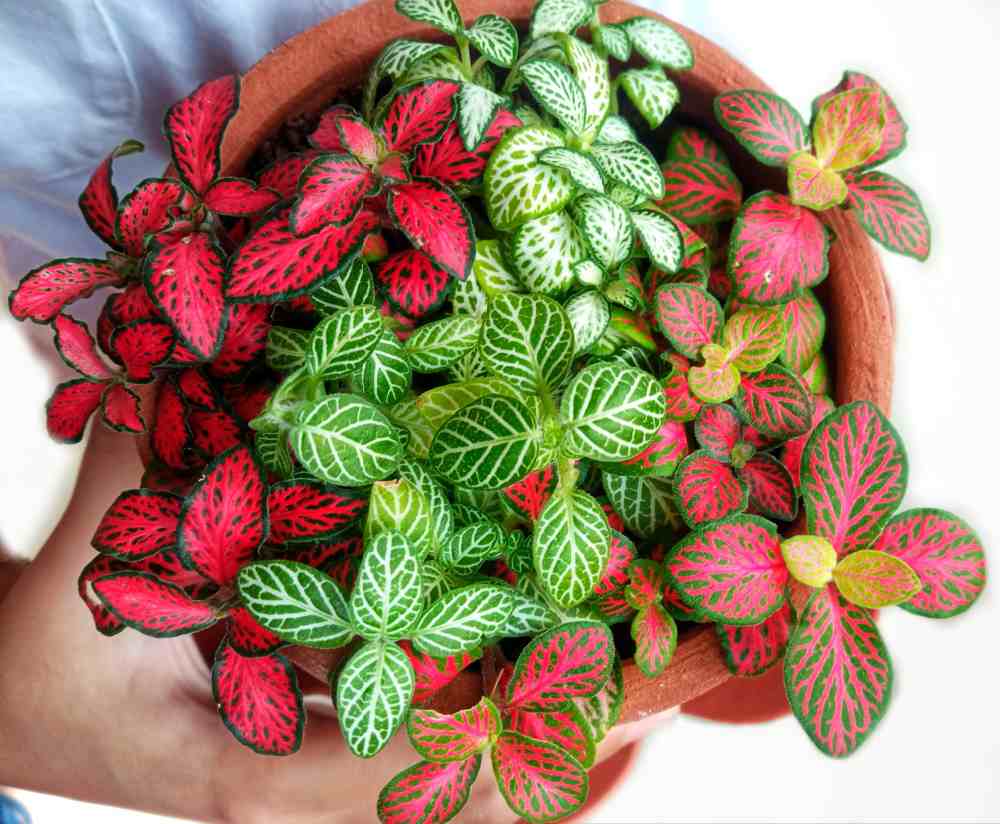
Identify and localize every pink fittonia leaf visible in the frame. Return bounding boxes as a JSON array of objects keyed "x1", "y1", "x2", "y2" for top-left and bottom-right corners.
[
  {"x1": 873, "y1": 508, "x2": 986, "y2": 618},
  {"x1": 832, "y1": 549, "x2": 920, "y2": 609},
  {"x1": 408, "y1": 697, "x2": 500, "y2": 763},
  {"x1": 212, "y1": 643, "x2": 304, "y2": 755},
  {"x1": 151, "y1": 379, "x2": 192, "y2": 470},
  {"x1": 52, "y1": 313, "x2": 113, "y2": 379},
  {"x1": 9, "y1": 258, "x2": 123, "y2": 323},
  {"x1": 631, "y1": 601, "x2": 677, "y2": 678},
  {"x1": 714, "y1": 90, "x2": 808, "y2": 167},
  {"x1": 667, "y1": 125, "x2": 729, "y2": 166},
  {"x1": 227, "y1": 204, "x2": 378, "y2": 300},
  {"x1": 599, "y1": 502, "x2": 625, "y2": 534},
  {"x1": 626, "y1": 559, "x2": 664, "y2": 610},
  {"x1": 660, "y1": 159, "x2": 742, "y2": 225},
  {"x1": 78, "y1": 555, "x2": 126, "y2": 636},
  {"x1": 662, "y1": 581, "x2": 703, "y2": 622},
  {"x1": 846, "y1": 171, "x2": 930, "y2": 261},
  {"x1": 507, "y1": 621, "x2": 614, "y2": 712},
  {"x1": 653, "y1": 284, "x2": 722, "y2": 359},
  {"x1": 208, "y1": 303, "x2": 271, "y2": 378},
  {"x1": 92, "y1": 489, "x2": 182, "y2": 560},
  {"x1": 739, "y1": 453, "x2": 798, "y2": 521},
  {"x1": 92, "y1": 571, "x2": 218, "y2": 637},
  {"x1": 227, "y1": 605, "x2": 284, "y2": 657},
  {"x1": 594, "y1": 590, "x2": 632, "y2": 621},
  {"x1": 189, "y1": 407, "x2": 243, "y2": 457},
  {"x1": 101, "y1": 384, "x2": 145, "y2": 433},
  {"x1": 716, "y1": 601, "x2": 792, "y2": 677},
  {"x1": 780, "y1": 290, "x2": 825, "y2": 374},
  {"x1": 376, "y1": 249, "x2": 451, "y2": 319},
  {"x1": 786, "y1": 151, "x2": 847, "y2": 211},
  {"x1": 400, "y1": 641, "x2": 479, "y2": 705},
  {"x1": 781, "y1": 394, "x2": 835, "y2": 487},
  {"x1": 378, "y1": 154, "x2": 410, "y2": 184},
  {"x1": 290, "y1": 154, "x2": 378, "y2": 235},
  {"x1": 594, "y1": 530, "x2": 637, "y2": 596},
  {"x1": 735, "y1": 363, "x2": 814, "y2": 440},
  {"x1": 309, "y1": 105, "x2": 357, "y2": 151},
  {"x1": 387, "y1": 180, "x2": 474, "y2": 281},
  {"x1": 79, "y1": 139, "x2": 143, "y2": 248},
  {"x1": 203, "y1": 177, "x2": 281, "y2": 217},
  {"x1": 694, "y1": 403, "x2": 741, "y2": 461},
  {"x1": 266, "y1": 480, "x2": 366, "y2": 544},
  {"x1": 110, "y1": 282, "x2": 159, "y2": 324},
  {"x1": 801, "y1": 400, "x2": 907, "y2": 556},
  {"x1": 665, "y1": 514, "x2": 788, "y2": 624},
  {"x1": 257, "y1": 151, "x2": 322, "y2": 199},
  {"x1": 143, "y1": 232, "x2": 227, "y2": 360},
  {"x1": 507, "y1": 705, "x2": 595, "y2": 768},
  {"x1": 491, "y1": 731, "x2": 588, "y2": 823},
  {"x1": 662, "y1": 372, "x2": 702, "y2": 422},
  {"x1": 814, "y1": 71, "x2": 907, "y2": 168},
  {"x1": 110, "y1": 320, "x2": 176, "y2": 382},
  {"x1": 177, "y1": 445, "x2": 268, "y2": 586},
  {"x1": 784, "y1": 585, "x2": 891, "y2": 757},
  {"x1": 812, "y1": 88, "x2": 884, "y2": 172},
  {"x1": 116, "y1": 178, "x2": 190, "y2": 257},
  {"x1": 380, "y1": 80, "x2": 460, "y2": 155},
  {"x1": 164, "y1": 75, "x2": 240, "y2": 195},
  {"x1": 46, "y1": 379, "x2": 105, "y2": 443},
  {"x1": 337, "y1": 115, "x2": 380, "y2": 164},
  {"x1": 413, "y1": 111, "x2": 520, "y2": 186},
  {"x1": 618, "y1": 419, "x2": 689, "y2": 477},
  {"x1": 729, "y1": 192, "x2": 831, "y2": 305},
  {"x1": 503, "y1": 464, "x2": 557, "y2": 523},
  {"x1": 673, "y1": 451, "x2": 748, "y2": 528},
  {"x1": 378, "y1": 756, "x2": 481, "y2": 824}
]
